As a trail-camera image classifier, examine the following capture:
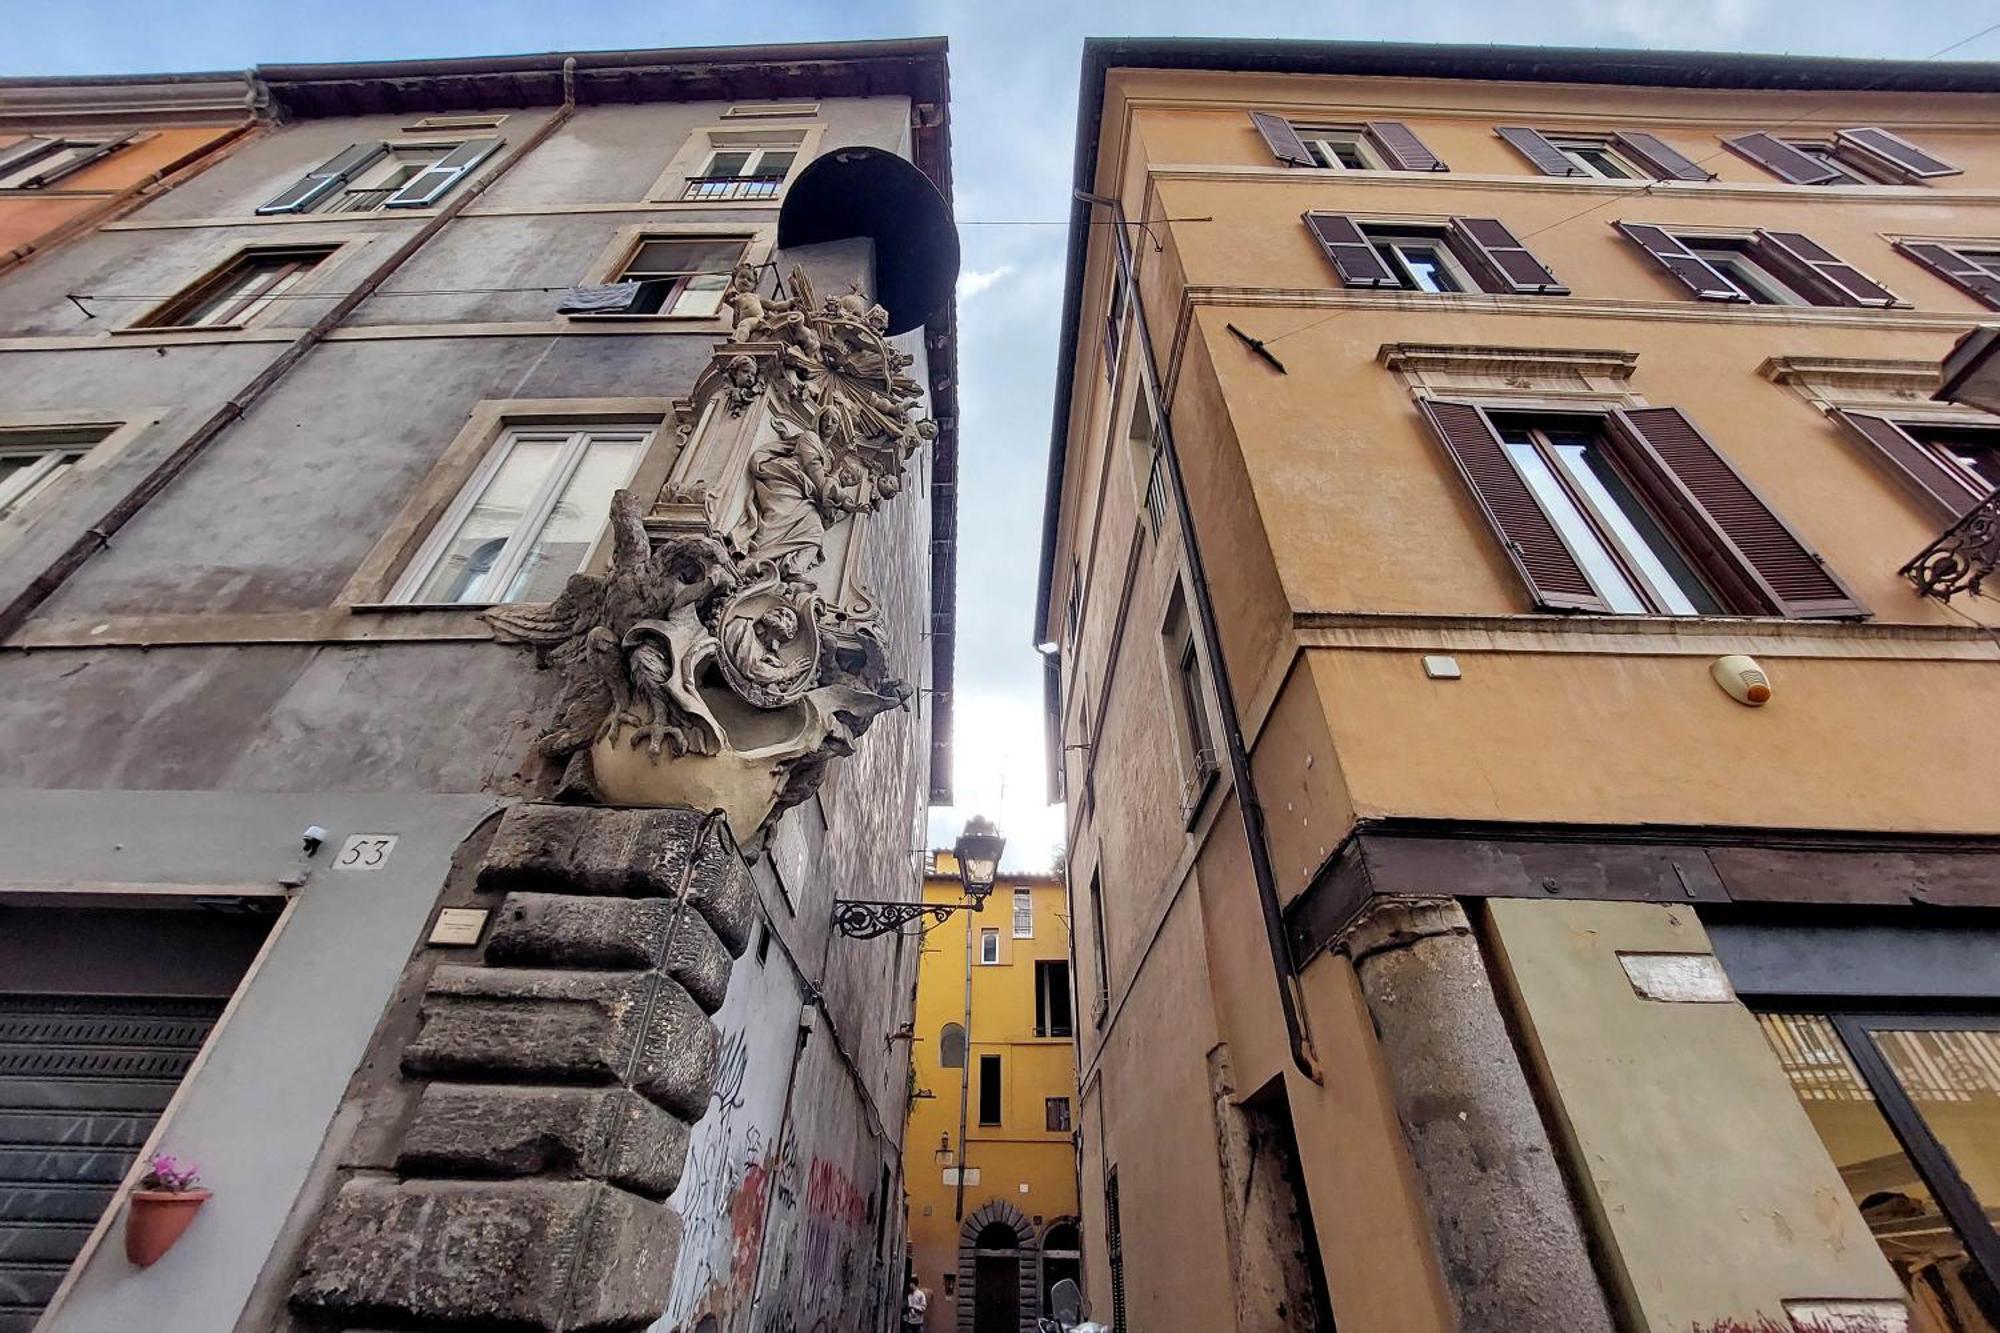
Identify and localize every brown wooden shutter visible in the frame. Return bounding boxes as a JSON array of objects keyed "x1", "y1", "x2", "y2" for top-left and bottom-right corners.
[
  {"x1": 1721, "y1": 132, "x2": 1843, "y2": 184},
  {"x1": 1417, "y1": 400, "x2": 1612, "y2": 612},
  {"x1": 1448, "y1": 218, "x2": 1568, "y2": 294},
  {"x1": 1363, "y1": 121, "x2": 1446, "y2": 172},
  {"x1": 1615, "y1": 222, "x2": 1744, "y2": 300},
  {"x1": 1611, "y1": 131, "x2": 1712, "y2": 181},
  {"x1": 1754, "y1": 230, "x2": 1900, "y2": 307},
  {"x1": 1831, "y1": 411, "x2": 1982, "y2": 520},
  {"x1": 1836, "y1": 127, "x2": 1962, "y2": 180},
  {"x1": 1894, "y1": 240, "x2": 2000, "y2": 310},
  {"x1": 1496, "y1": 126, "x2": 1583, "y2": 176},
  {"x1": 0, "y1": 136, "x2": 54, "y2": 177},
  {"x1": 1303, "y1": 212, "x2": 1398, "y2": 287},
  {"x1": 1612, "y1": 406, "x2": 1866, "y2": 619},
  {"x1": 1251, "y1": 112, "x2": 1317, "y2": 168}
]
